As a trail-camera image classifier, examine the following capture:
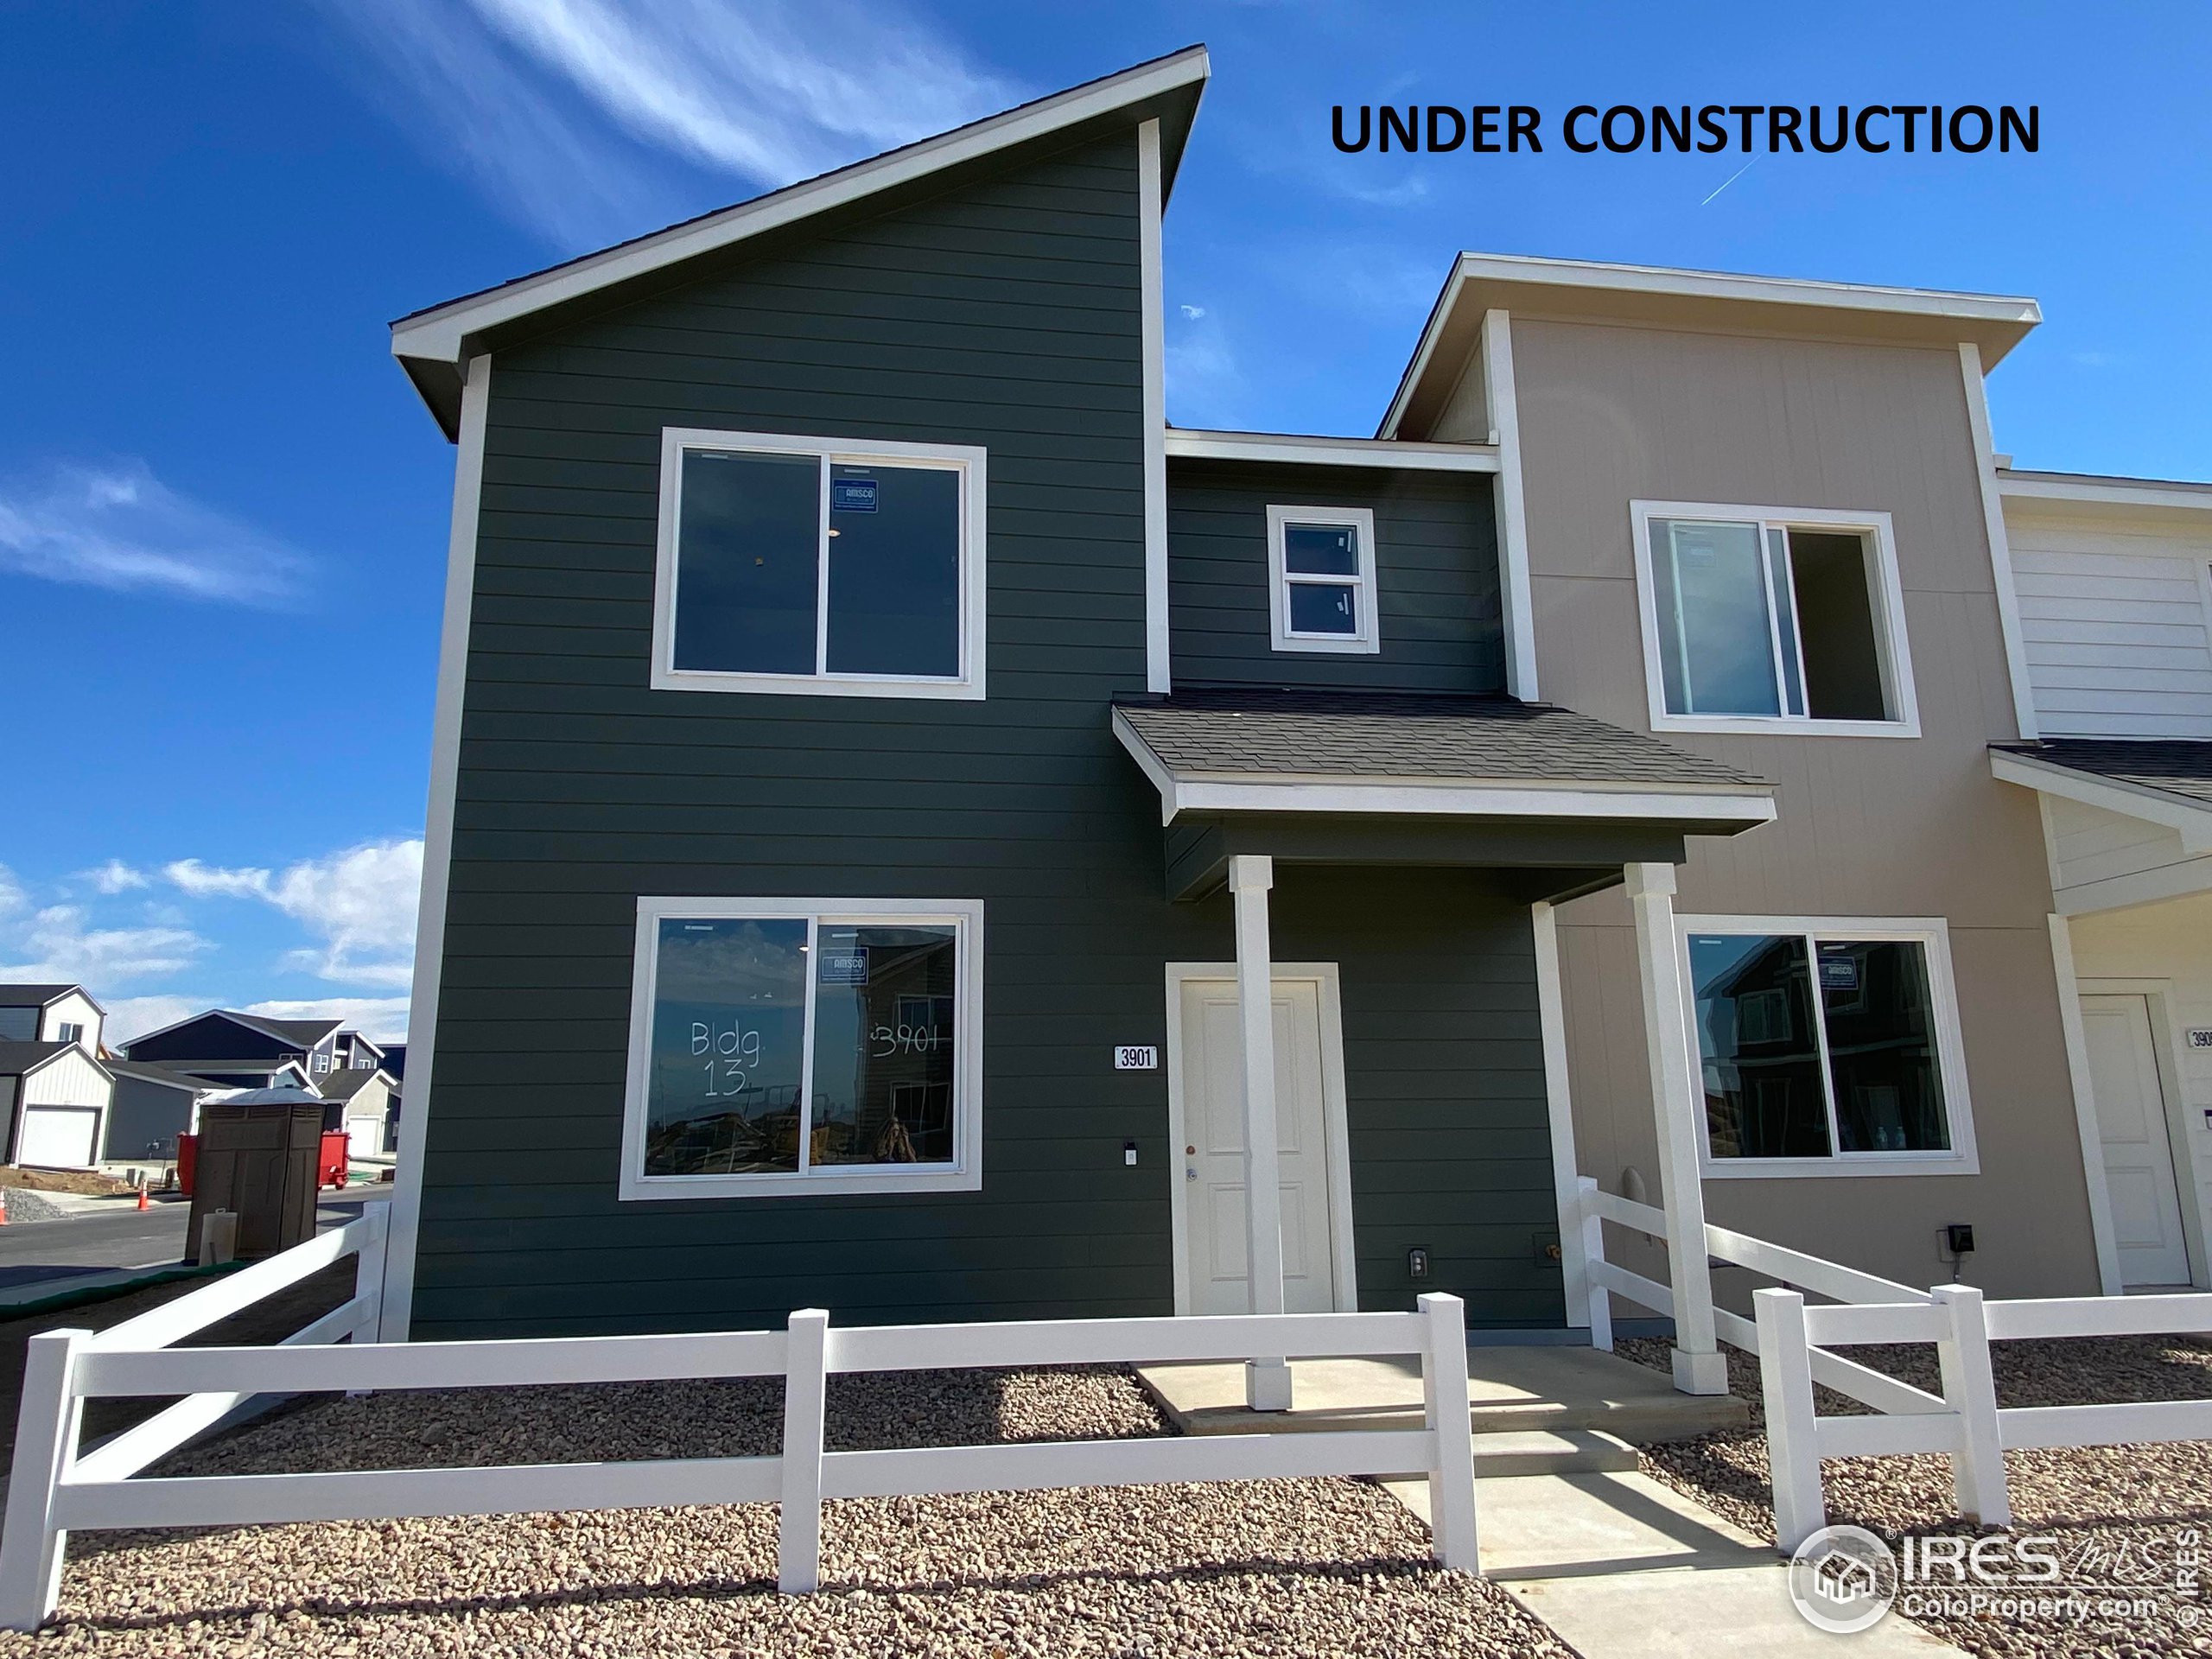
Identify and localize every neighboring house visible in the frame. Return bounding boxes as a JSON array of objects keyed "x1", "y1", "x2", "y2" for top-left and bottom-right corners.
[
  {"x1": 1982, "y1": 471, "x2": 2212, "y2": 1291},
  {"x1": 101, "y1": 1060, "x2": 213, "y2": 1163},
  {"x1": 369, "y1": 44, "x2": 2195, "y2": 1357},
  {"x1": 0, "y1": 985, "x2": 105, "y2": 1052},
  {"x1": 0, "y1": 1044, "x2": 113, "y2": 1169},
  {"x1": 381, "y1": 1043, "x2": 406, "y2": 1155},
  {"x1": 122, "y1": 1010, "x2": 346, "y2": 1079},
  {"x1": 318, "y1": 1067, "x2": 398, "y2": 1160}
]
